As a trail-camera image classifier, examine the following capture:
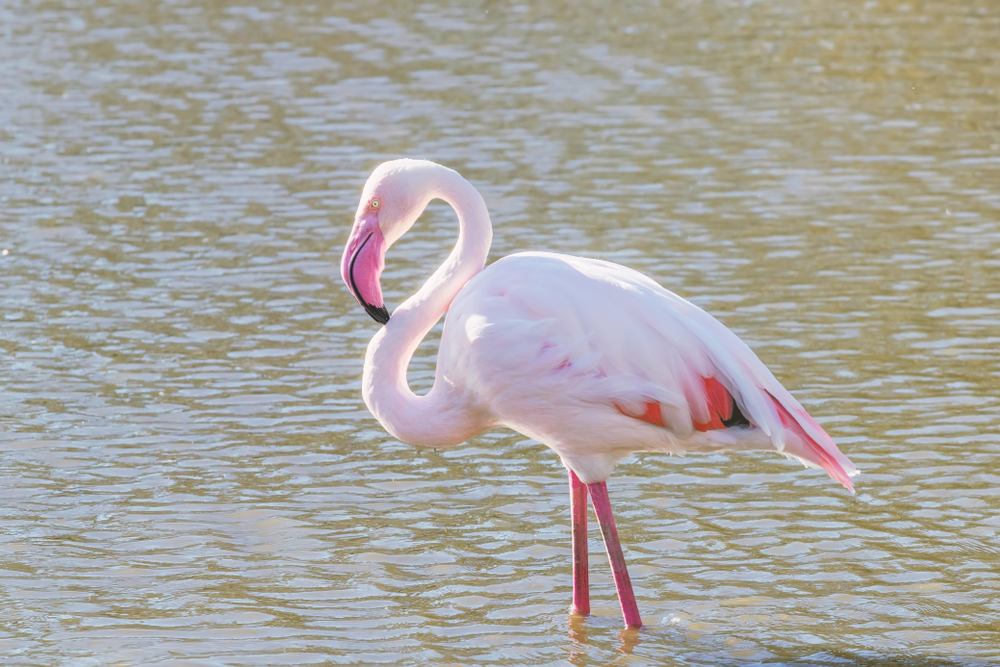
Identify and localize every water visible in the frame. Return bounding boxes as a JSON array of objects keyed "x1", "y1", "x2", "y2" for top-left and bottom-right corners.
[{"x1": 2, "y1": 0, "x2": 999, "y2": 664}]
